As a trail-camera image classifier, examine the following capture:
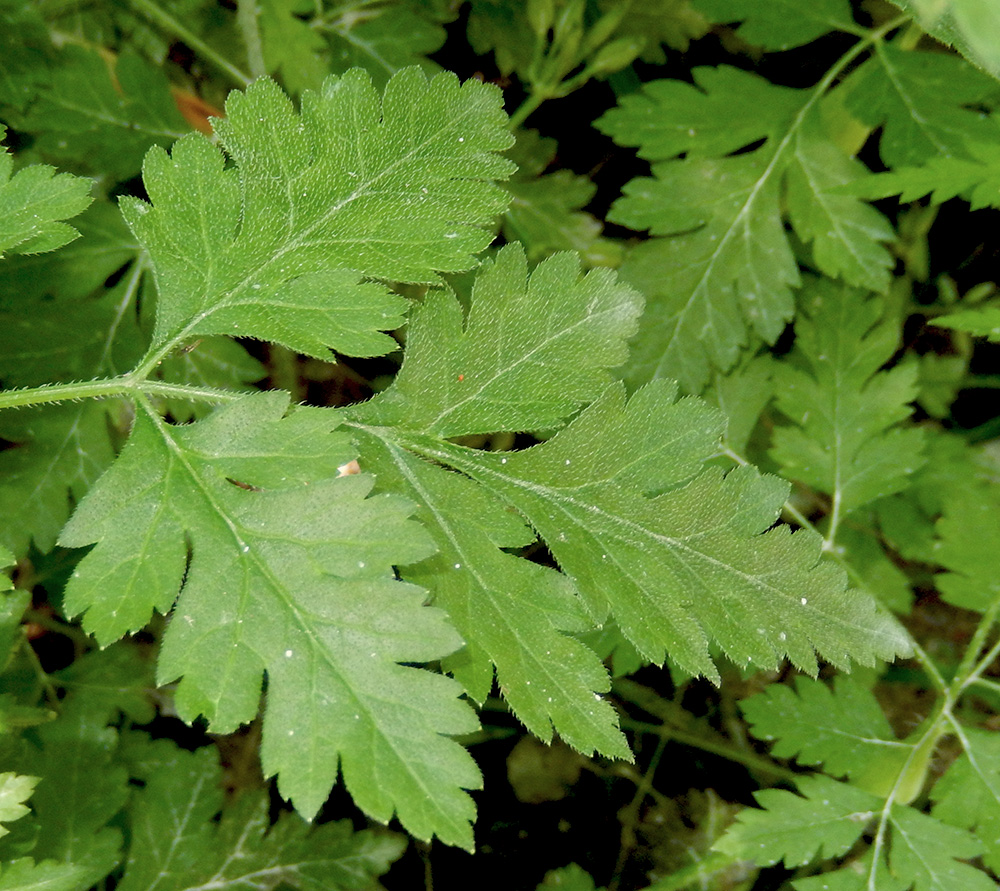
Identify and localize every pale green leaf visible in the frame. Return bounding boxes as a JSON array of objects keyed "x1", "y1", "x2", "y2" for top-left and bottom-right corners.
[
  {"x1": 934, "y1": 305, "x2": 1000, "y2": 341},
  {"x1": 58, "y1": 392, "x2": 480, "y2": 847},
  {"x1": 0, "y1": 774, "x2": 36, "y2": 839},
  {"x1": 845, "y1": 44, "x2": 1000, "y2": 167},
  {"x1": 741, "y1": 676, "x2": 912, "y2": 791},
  {"x1": 124, "y1": 67, "x2": 513, "y2": 362},
  {"x1": 851, "y1": 138, "x2": 1000, "y2": 210},
  {"x1": 714, "y1": 774, "x2": 881, "y2": 867},
  {"x1": 117, "y1": 742, "x2": 404, "y2": 891},
  {"x1": 597, "y1": 67, "x2": 893, "y2": 390},
  {"x1": 888, "y1": 0, "x2": 1000, "y2": 80},
  {"x1": 694, "y1": 0, "x2": 858, "y2": 50},
  {"x1": 356, "y1": 245, "x2": 642, "y2": 436},
  {"x1": 396, "y1": 383, "x2": 910, "y2": 681},
  {"x1": 0, "y1": 144, "x2": 92, "y2": 257},
  {"x1": 770, "y1": 280, "x2": 926, "y2": 517}
]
